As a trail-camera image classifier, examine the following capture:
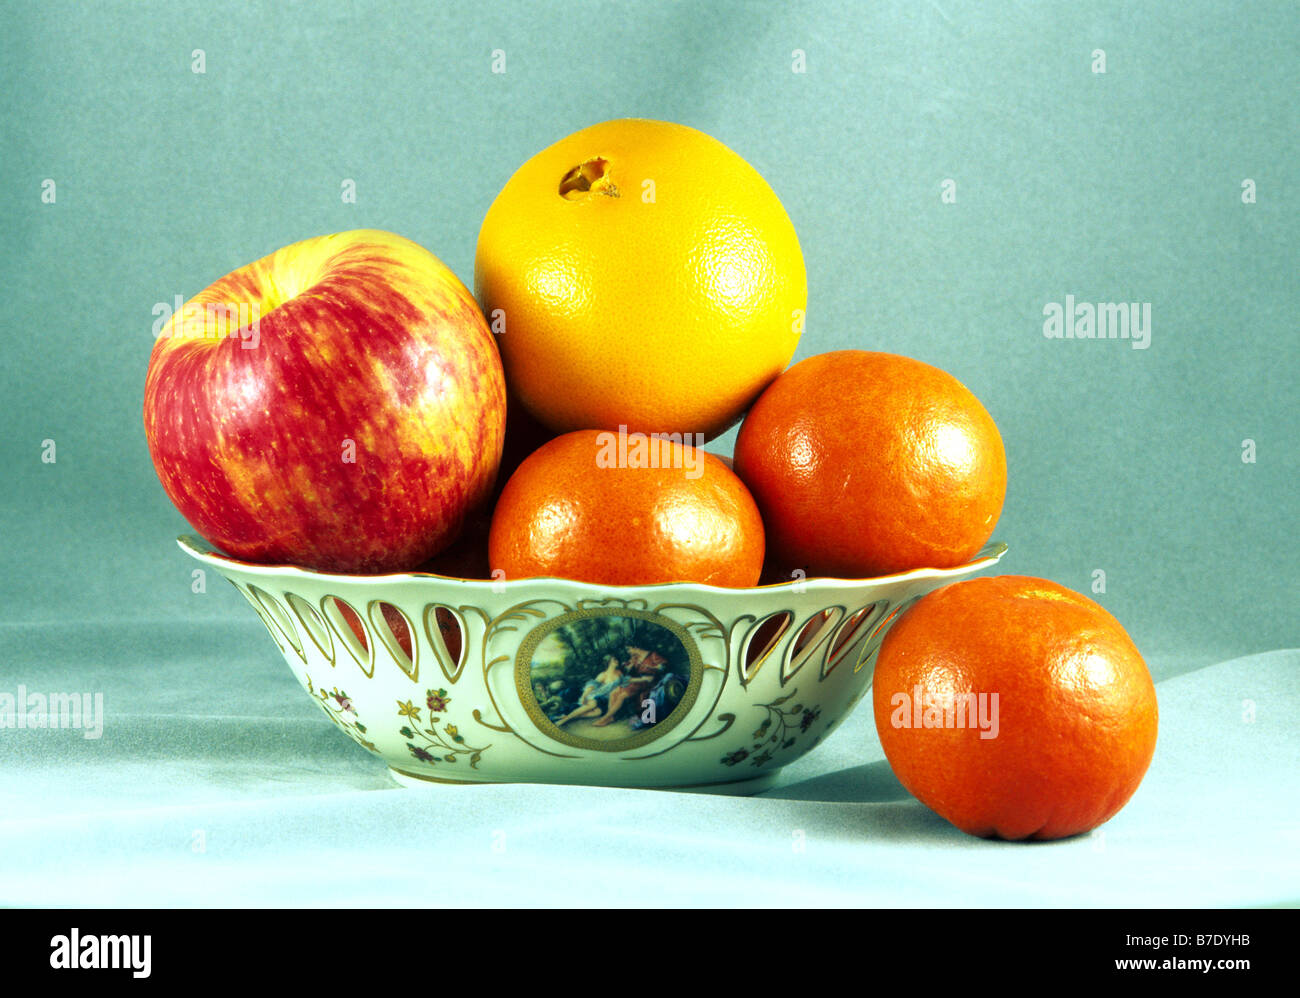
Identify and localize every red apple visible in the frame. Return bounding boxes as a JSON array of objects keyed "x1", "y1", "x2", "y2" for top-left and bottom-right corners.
[{"x1": 144, "y1": 229, "x2": 506, "y2": 573}]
